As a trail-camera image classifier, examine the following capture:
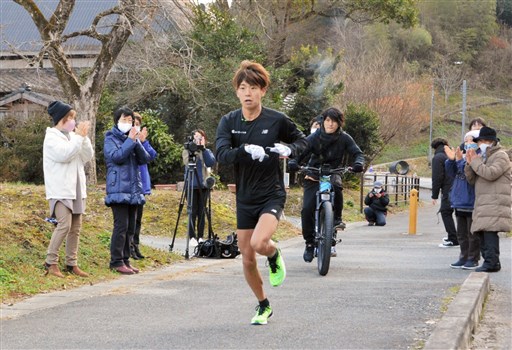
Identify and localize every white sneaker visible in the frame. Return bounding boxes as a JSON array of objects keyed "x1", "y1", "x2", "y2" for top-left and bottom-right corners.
[
  {"x1": 442, "y1": 237, "x2": 449, "y2": 242},
  {"x1": 331, "y1": 246, "x2": 337, "y2": 257},
  {"x1": 439, "y1": 240, "x2": 458, "y2": 248},
  {"x1": 189, "y1": 238, "x2": 198, "y2": 248}
]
